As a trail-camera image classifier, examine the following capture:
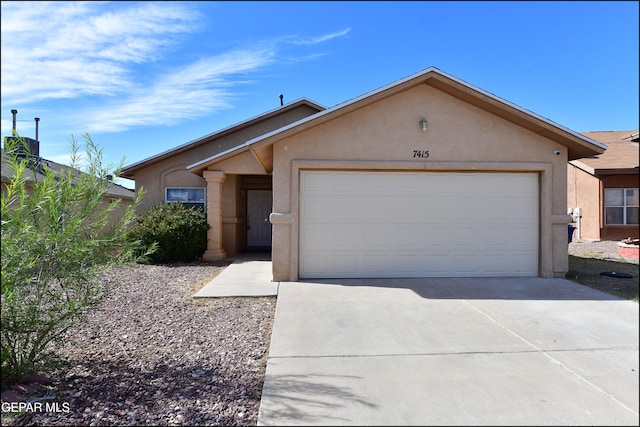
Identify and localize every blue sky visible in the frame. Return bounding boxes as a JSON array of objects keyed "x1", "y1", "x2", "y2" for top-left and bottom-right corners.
[{"x1": 1, "y1": 1, "x2": 638, "y2": 189}]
